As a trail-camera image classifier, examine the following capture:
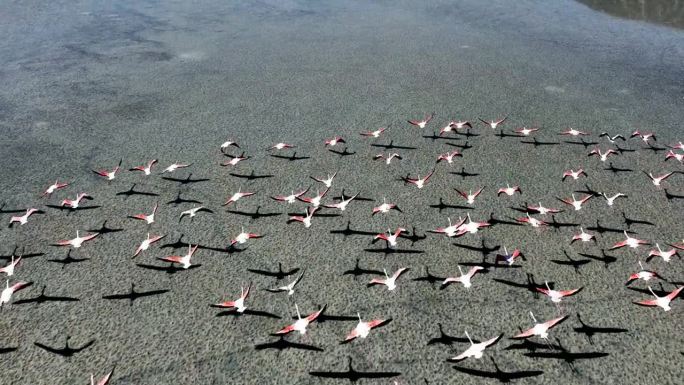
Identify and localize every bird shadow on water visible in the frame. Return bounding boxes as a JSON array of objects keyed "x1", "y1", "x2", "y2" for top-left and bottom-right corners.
[
  {"x1": 0, "y1": 246, "x2": 43, "y2": 262},
  {"x1": 254, "y1": 336, "x2": 323, "y2": 353},
  {"x1": 34, "y1": 336, "x2": 95, "y2": 357},
  {"x1": 427, "y1": 323, "x2": 477, "y2": 346},
  {"x1": 13, "y1": 286, "x2": 79, "y2": 305},
  {"x1": 269, "y1": 152, "x2": 310, "y2": 161},
  {"x1": 328, "y1": 147, "x2": 356, "y2": 157},
  {"x1": 136, "y1": 262, "x2": 202, "y2": 274},
  {"x1": 342, "y1": 258, "x2": 384, "y2": 280},
  {"x1": 429, "y1": 197, "x2": 473, "y2": 213},
  {"x1": 47, "y1": 250, "x2": 89, "y2": 269},
  {"x1": 330, "y1": 221, "x2": 377, "y2": 238},
  {"x1": 309, "y1": 357, "x2": 401, "y2": 382},
  {"x1": 102, "y1": 283, "x2": 169, "y2": 305},
  {"x1": 248, "y1": 262, "x2": 300, "y2": 280},
  {"x1": 573, "y1": 313, "x2": 628, "y2": 345},
  {"x1": 116, "y1": 184, "x2": 159, "y2": 198},
  {"x1": 228, "y1": 206, "x2": 281, "y2": 220},
  {"x1": 213, "y1": 308, "x2": 281, "y2": 319},
  {"x1": 166, "y1": 191, "x2": 201, "y2": 205},
  {"x1": 413, "y1": 266, "x2": 447, "y2": 289},
  {"x1": 524, "y1": 337, "x2": 609, "y2": 373},
  {"x1": 452, "y1": 357, "x2": 543, "y2": 382}
]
